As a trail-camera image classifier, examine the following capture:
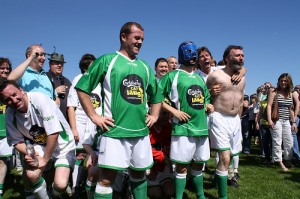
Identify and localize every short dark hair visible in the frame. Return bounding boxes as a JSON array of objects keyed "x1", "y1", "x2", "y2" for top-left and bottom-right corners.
[
  {"x1": 119, "y1": 22, "x2": 144, "y2": 44},
  {"x1": 217, "y1": 60, "x2": 225, "y2": 66},
  {"x1": 79, "y1": 54, "x2": 96, "y2": 74},
  {"x1": 0, "y1": 57, "x2": 12, "y2": 72},
  {"x1": 154, "y1": 57, "x2": 168, "y2": 68},
  {"x1": 223, "y1": 45, "x2": 243, "y2": 65},
  {"x1": 0, "y1": 80, "x2": 20, "y2": 94}
]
